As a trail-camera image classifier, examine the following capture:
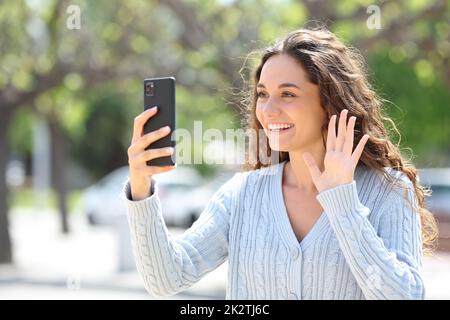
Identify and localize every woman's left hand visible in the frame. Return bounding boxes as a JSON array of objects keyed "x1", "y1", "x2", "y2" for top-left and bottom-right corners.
[{"x1": 303, "y1": 109, "x2": 370, "y2": 193}]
